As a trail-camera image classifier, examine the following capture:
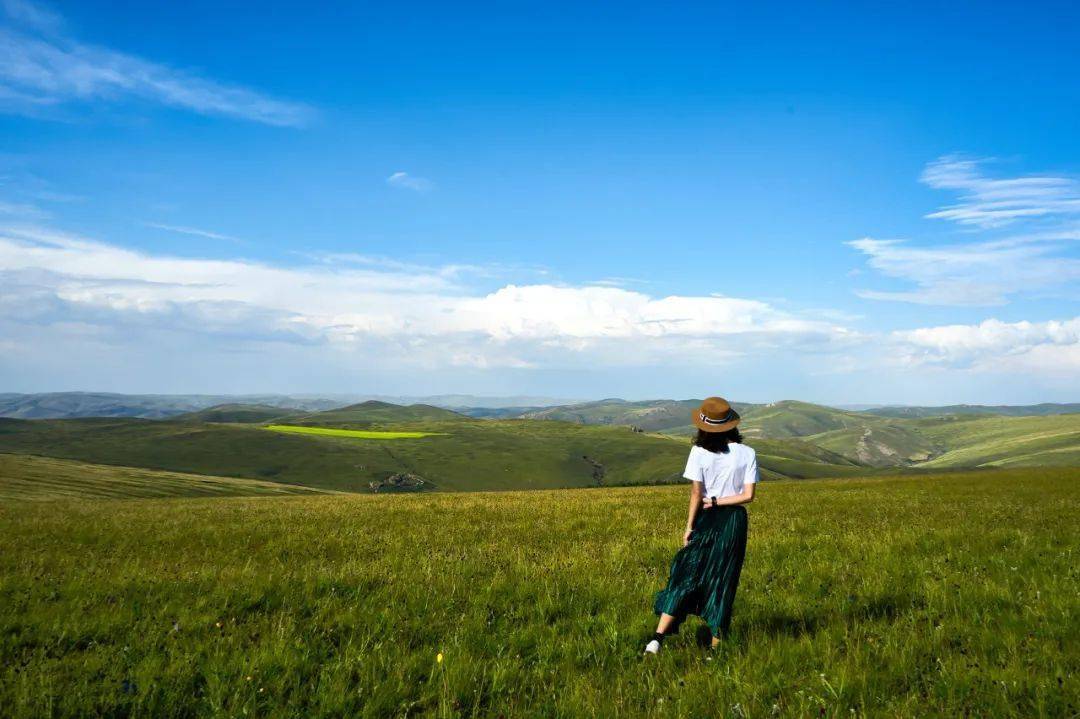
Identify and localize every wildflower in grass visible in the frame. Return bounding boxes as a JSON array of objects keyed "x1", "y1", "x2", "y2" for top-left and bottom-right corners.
[{"x1": 437, "y1": 652, "x2": 444, "y2": 664}]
